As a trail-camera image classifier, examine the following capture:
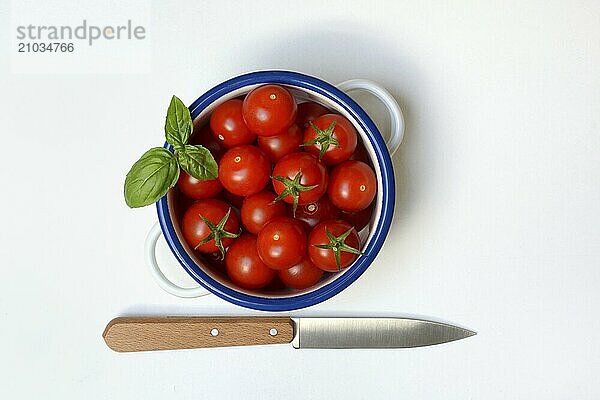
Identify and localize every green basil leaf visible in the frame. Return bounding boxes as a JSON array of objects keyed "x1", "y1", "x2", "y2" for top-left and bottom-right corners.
[
  {"x1": 177, "y1": 144, "x2": 218, "y2": 181},
  {"x1": 164, "y1": 95, "x2": 192, "y2": 147},
  {"x1": 124, "y1": 147, "x2": 180, "y2": 208}
]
